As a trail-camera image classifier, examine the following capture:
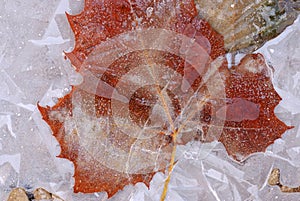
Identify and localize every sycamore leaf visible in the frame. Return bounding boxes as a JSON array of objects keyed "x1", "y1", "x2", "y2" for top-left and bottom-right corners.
[
  {"x1": 199, "y1": 54, "x2": 293, "y2": 161},
  {"x1": 39, "y1": 0, "x2": 226, "y2": 198},
  {"x1": 38, "y1": 0, "x2": 292, "y2": 198}
]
